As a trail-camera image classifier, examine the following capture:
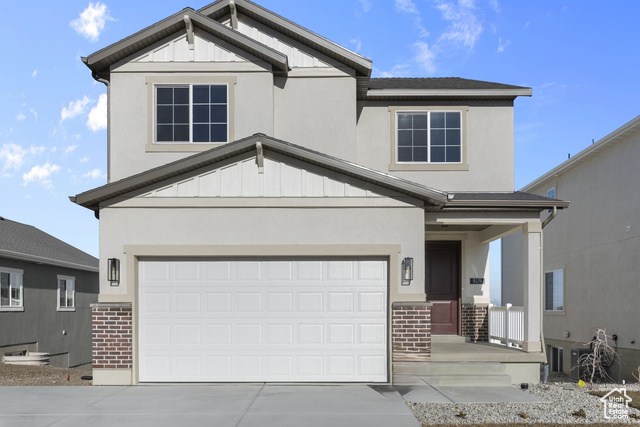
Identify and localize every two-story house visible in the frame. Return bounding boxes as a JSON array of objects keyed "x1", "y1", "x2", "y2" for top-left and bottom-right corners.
[
  {"x1": 502, "y1": 115, "x2": 640, "y2": 382},
  {"x1": 72, "y1": 0, "x2": 567, "y2": 386}
]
